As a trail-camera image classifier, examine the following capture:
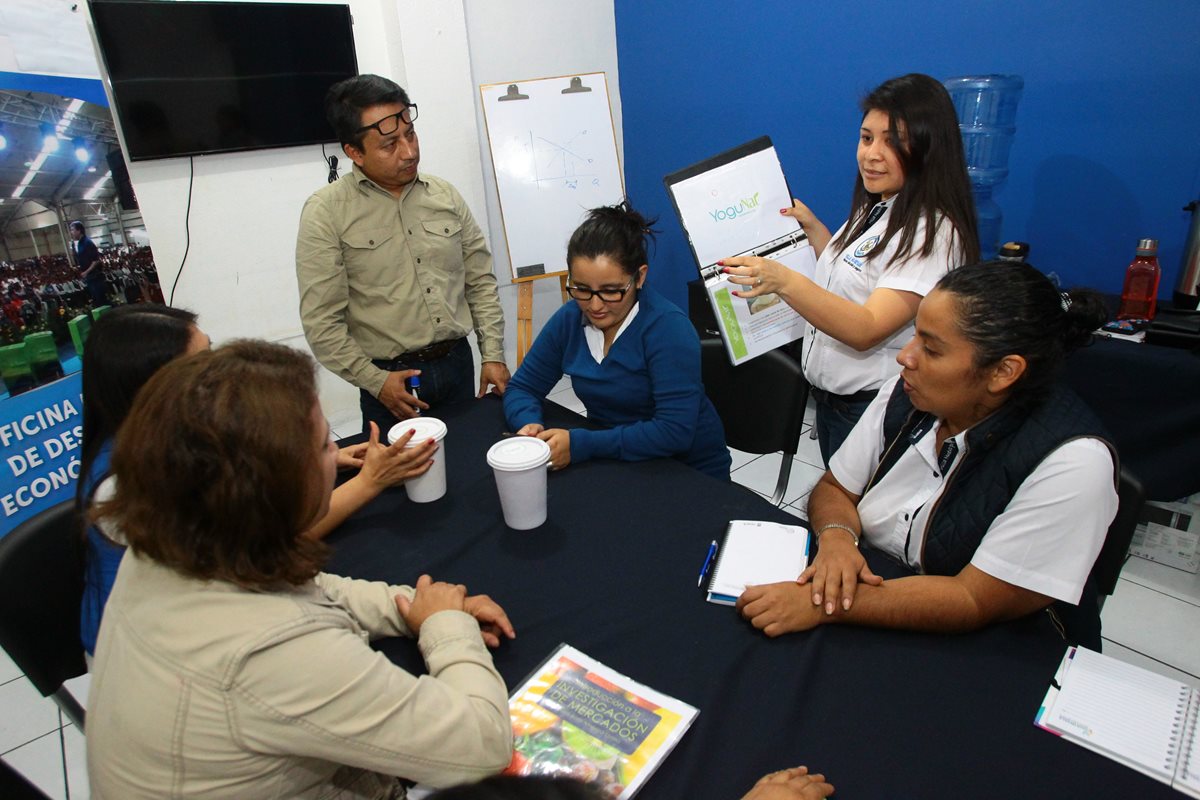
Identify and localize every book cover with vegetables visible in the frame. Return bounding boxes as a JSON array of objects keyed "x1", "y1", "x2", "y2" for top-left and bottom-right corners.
[{"x1": 504, "y1": 644, "x2": 699, "y2": 798}]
